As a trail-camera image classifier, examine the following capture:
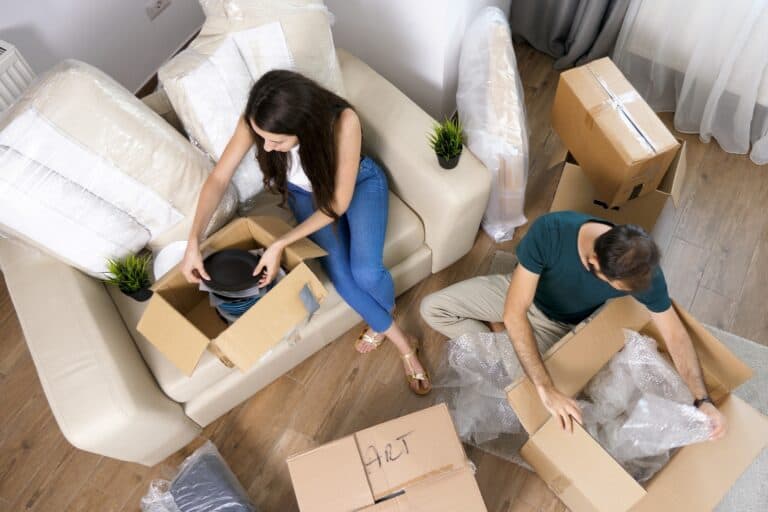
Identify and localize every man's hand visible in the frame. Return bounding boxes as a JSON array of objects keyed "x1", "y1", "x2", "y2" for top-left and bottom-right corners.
[
  {"x1": 537, "y1": 385, "x2": 583, "y2": 433},
  {"x1": 699, "y1": 402, "x2": 727, "y2": 440}
]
